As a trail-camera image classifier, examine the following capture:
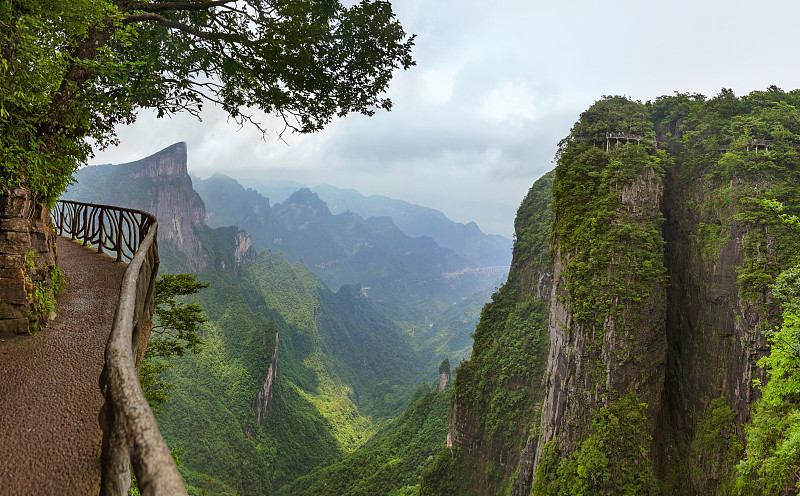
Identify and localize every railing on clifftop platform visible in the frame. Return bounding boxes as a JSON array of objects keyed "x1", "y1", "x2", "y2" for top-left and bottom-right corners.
[
  {"x1": 53, "y1": 201, "x2": 157, "y2": 263},
  {"x1": 53, "y1": 200, "x2": 187, "y2": 496}
]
